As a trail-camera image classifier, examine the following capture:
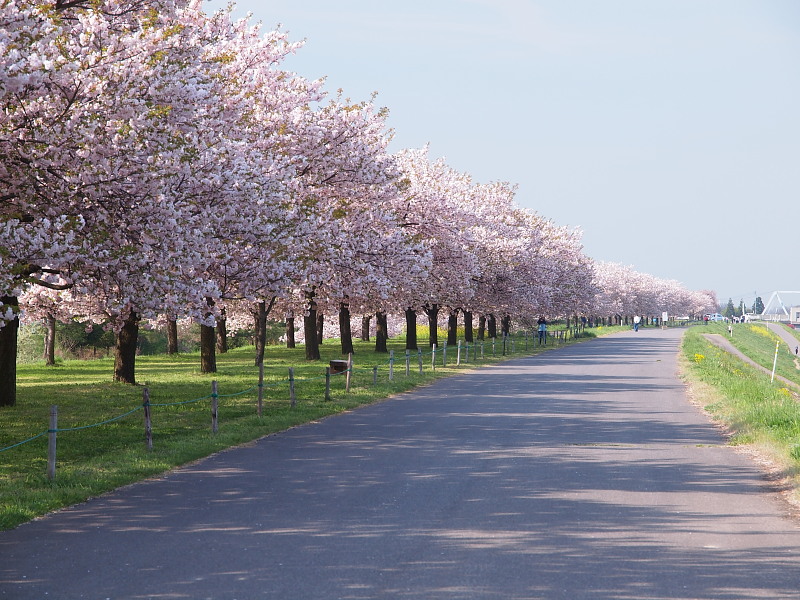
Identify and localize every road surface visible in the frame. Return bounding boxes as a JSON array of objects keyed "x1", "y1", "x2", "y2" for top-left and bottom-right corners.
[{"x1": 2, "y1": 328, "x2": 800, "y2": 599}]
